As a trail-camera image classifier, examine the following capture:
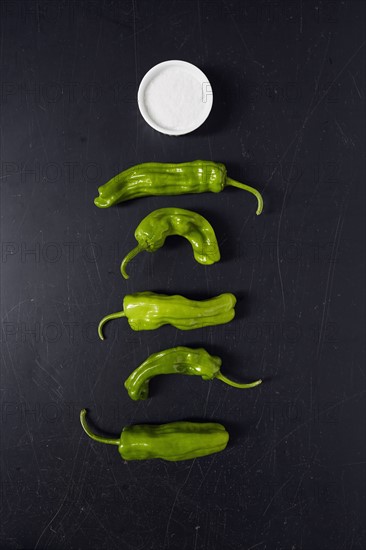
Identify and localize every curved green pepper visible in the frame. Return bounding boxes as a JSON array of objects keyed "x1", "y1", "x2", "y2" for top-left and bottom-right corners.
[
  {"x1": 121, "y1": 207, "x2": 221, "y2": 279},
  {"x1": 80, "y1": 409, "x2": 229, "y2": 461},
  {"x1": 124, "y1": 346, "x2": 262, "y2": 400},
  {"x1": 98, "y1": 291, "x2": 236, "y2": 340},
  {"x1": 94, "y1": 160, "x2": 263, "y2": 215}
]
